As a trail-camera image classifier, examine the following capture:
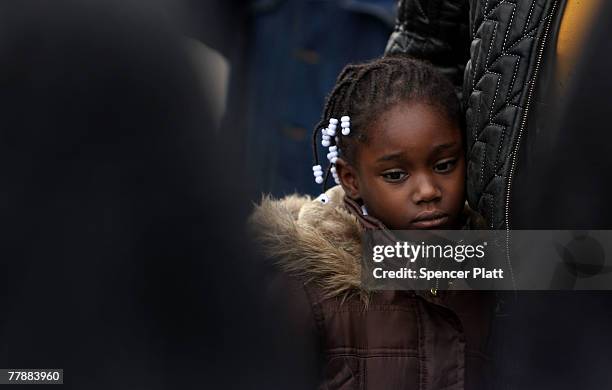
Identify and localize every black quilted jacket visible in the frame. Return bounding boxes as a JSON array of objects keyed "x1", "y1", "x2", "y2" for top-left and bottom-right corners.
[{"x1": 386, "y1": 0, "x2": 562, "y2": 229}]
